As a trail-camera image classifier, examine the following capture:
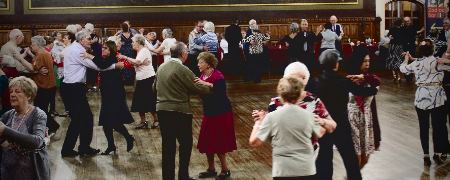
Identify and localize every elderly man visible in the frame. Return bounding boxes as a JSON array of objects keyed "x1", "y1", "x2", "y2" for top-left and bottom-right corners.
[
  {"x1": 299, "y1": 19, "x2": 322, "y2": 72},
  {"x1": 435, "y1": 18, "x2": 450, "y2": 57},
  {"x1": 315, "y1": 49, "x2": 378, "y2": 180},
  {"x1": 60, "y1": 30, "x2": 124, "y2": 157},
  {"x1": 0, "y1": 29, "x2": 34, "y2": 74},
  {"x1": 224, "y1": 19, "x2": 243, "y2": 75},
  {"x1": 188, "y1": 20, "x2": 207, "y2": 76},
  {"x1": 155, "y1": 41, "x2": 211, "y2": 180},
  {"x1": 329, "y1": 15, "x2": 344, "y2": 55}
]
